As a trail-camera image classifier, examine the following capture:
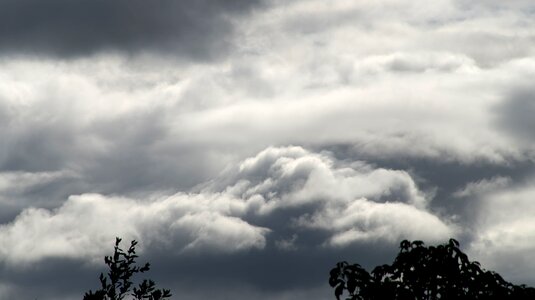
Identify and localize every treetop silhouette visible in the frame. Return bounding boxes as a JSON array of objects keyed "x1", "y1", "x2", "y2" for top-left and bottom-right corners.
[
  {"x1": 329, "y1": 238, "x2": 535, "y2": 300},
  {"x1": 84, "y1": 237, "x2": 172, "y2": 300}
]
